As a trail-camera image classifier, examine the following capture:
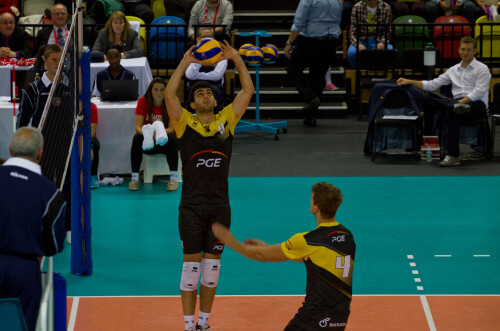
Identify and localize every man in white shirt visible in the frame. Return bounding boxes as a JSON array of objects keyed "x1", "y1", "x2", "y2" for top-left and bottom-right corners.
[{"x1": 398, "y1": 36, "x2": 491, "y2": 167}]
